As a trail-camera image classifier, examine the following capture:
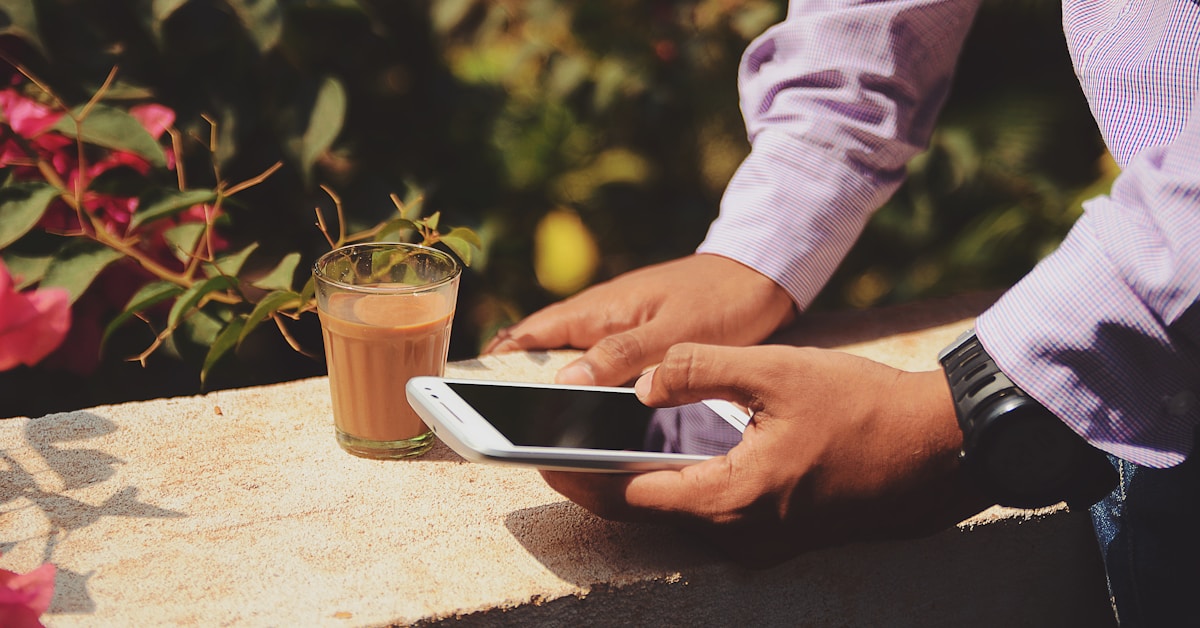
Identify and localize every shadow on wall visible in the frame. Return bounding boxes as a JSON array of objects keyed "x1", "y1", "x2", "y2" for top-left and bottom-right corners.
[
  {"x1": 494, "y1": 500, "x2": 1116, "y2": 628},
  {"x1": 1, "y1": 412, "x2": 187, "y2": 614}
]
